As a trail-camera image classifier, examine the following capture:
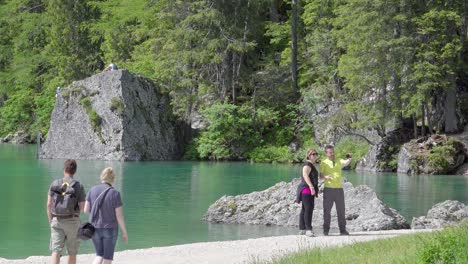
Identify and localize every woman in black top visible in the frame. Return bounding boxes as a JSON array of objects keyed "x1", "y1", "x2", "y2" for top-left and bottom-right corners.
[{"x1": 295, "y1": 149, "x2": 319, "y2": 236}]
